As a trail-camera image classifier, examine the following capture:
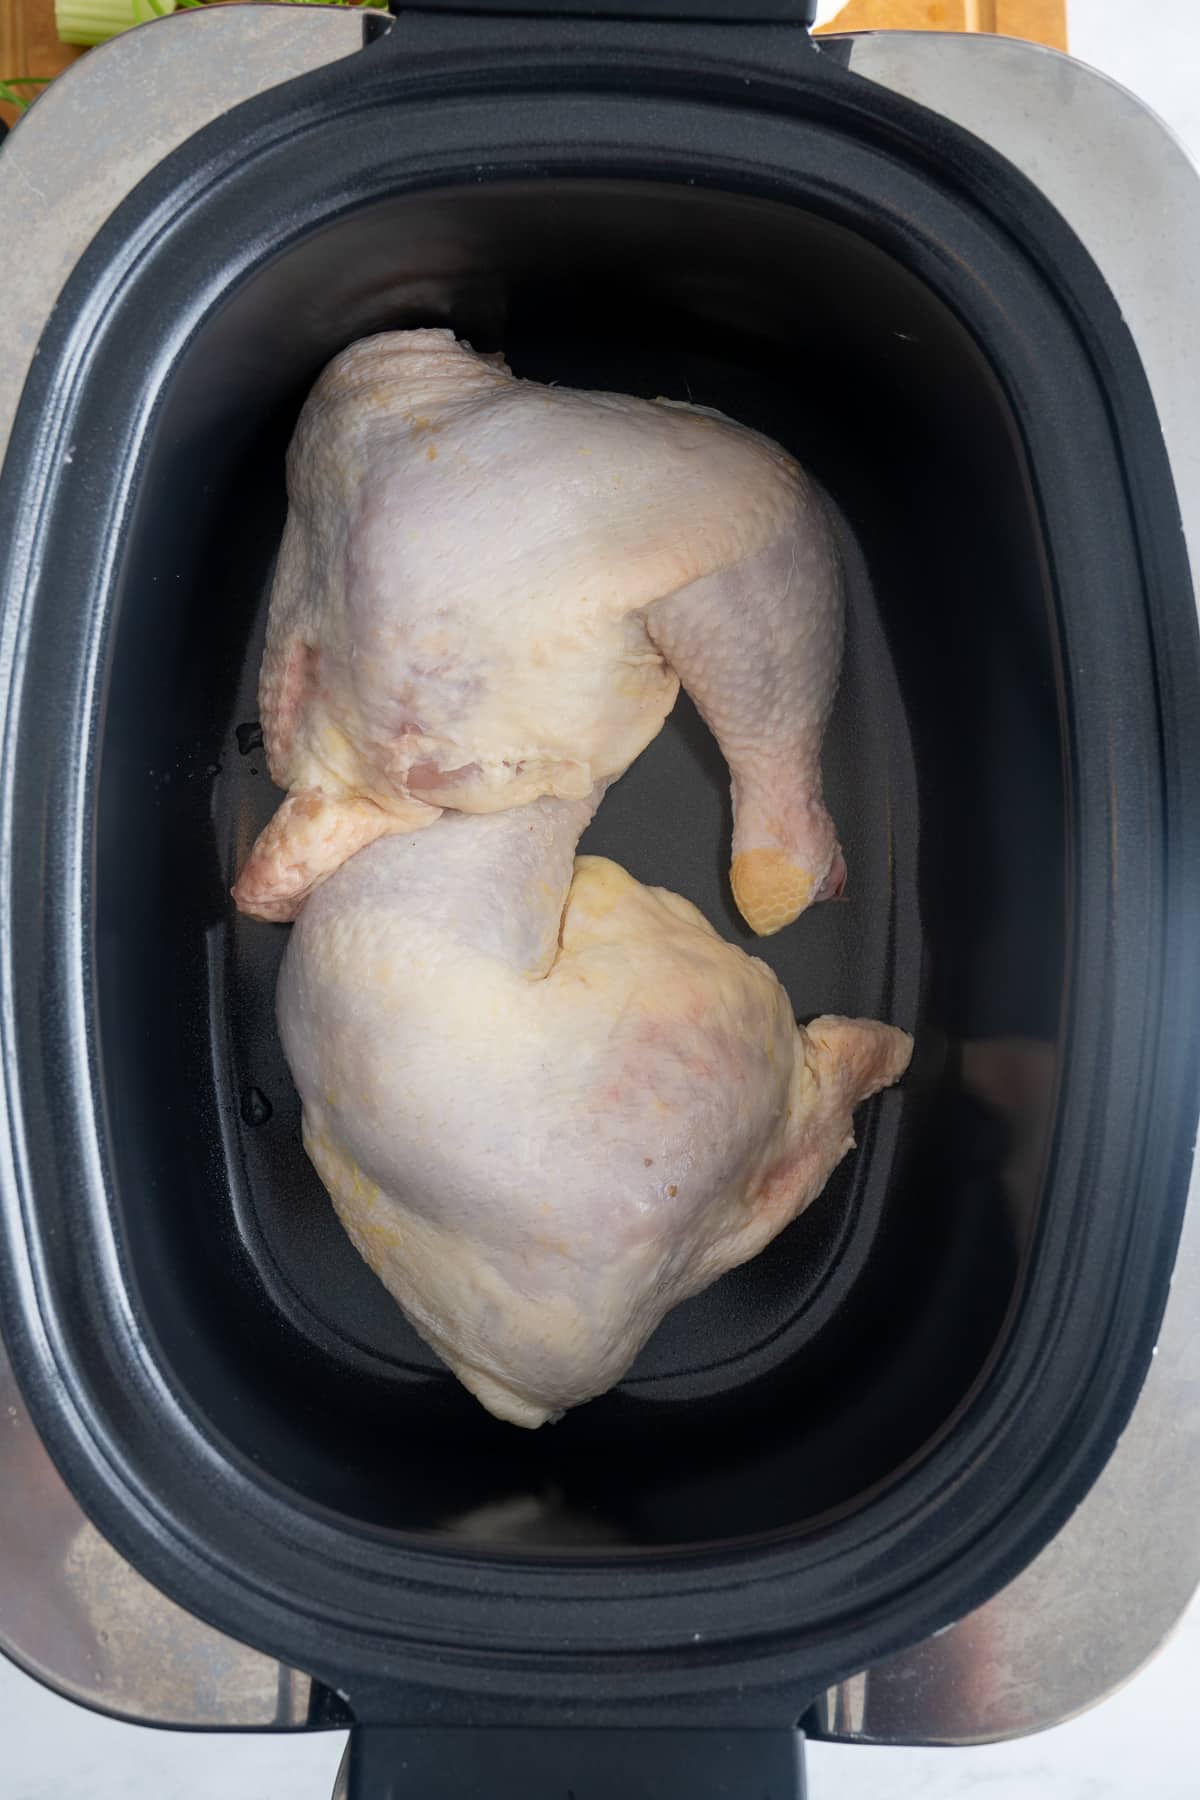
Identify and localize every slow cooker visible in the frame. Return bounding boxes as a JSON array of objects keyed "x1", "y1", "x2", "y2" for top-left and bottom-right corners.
[{"x1": 2, "y1": 6, "x2": 1198, "y2": 1795}]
